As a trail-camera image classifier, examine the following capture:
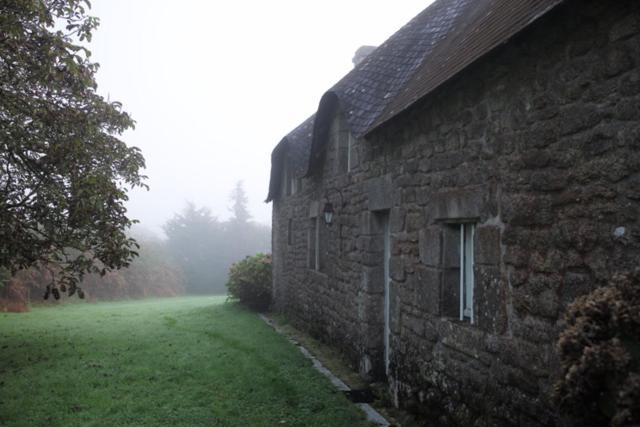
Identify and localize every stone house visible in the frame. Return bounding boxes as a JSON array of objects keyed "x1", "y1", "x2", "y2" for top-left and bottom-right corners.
[{"x1": 267, "y1": 0, "x2": 640, "y2": 425}]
